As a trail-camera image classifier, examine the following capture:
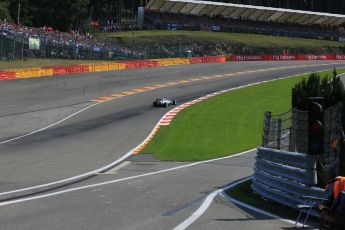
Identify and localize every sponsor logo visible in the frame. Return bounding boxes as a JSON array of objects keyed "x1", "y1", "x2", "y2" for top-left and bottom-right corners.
[
  {"x1": 235, "y1": 55, "x2": 262, "y2": 61},
  {"x1": 336, "y1": 55, "x2": 345, "y2": 60},
  {"x1": 305, "y1": 55, "x2": 327, "y2": 60},
  {"x1": 272, "y1": 55, "x2": 297, "y2": 60}
]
